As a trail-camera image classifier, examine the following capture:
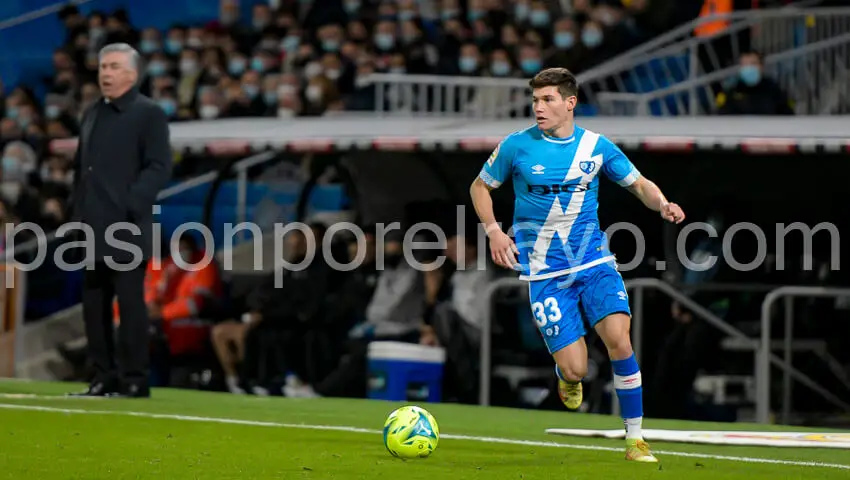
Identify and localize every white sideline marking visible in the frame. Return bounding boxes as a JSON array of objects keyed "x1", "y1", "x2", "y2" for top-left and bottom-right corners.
[{"x1": 0, "y1": 402, "x2": 848, "y2": 471}]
